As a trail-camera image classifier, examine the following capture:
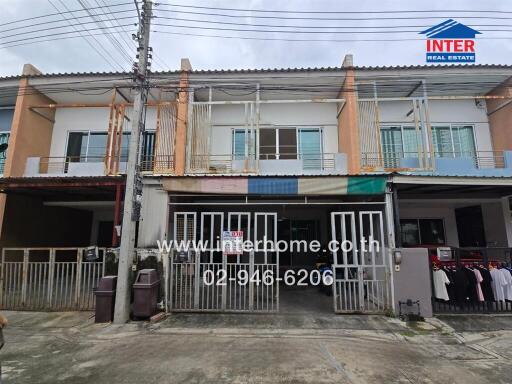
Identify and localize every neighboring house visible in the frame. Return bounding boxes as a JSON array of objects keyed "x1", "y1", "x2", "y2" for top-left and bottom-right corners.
[{"x1": 1, "y1": 57, "x2": 512, "y2": 317}]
